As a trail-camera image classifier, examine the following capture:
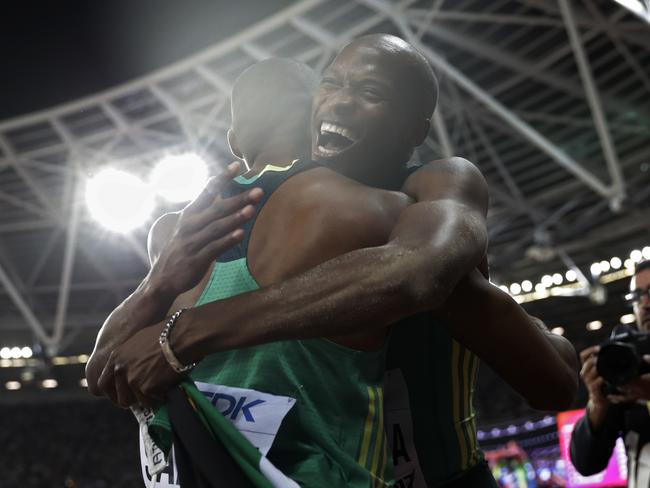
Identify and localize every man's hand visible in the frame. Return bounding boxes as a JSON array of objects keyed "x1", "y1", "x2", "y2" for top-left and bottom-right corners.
[
  {"x1": 609, "y1": 355, "x2": 650, "y2": 404},
  {"x1": 580, "y1": 346, "x2": 611, "y2": 429},
  {"x1": 148, "y1": 161, "x2": 264, "y2": 301},
  {"x1": 97, "y1": 321, "x2": 180, "y2": 408}
]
